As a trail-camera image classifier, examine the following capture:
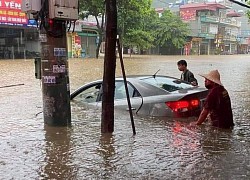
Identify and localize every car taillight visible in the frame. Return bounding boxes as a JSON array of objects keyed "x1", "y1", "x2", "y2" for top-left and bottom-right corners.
[{"x1": 166, "y1": 100, "x2": 199, "y2": 112}]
